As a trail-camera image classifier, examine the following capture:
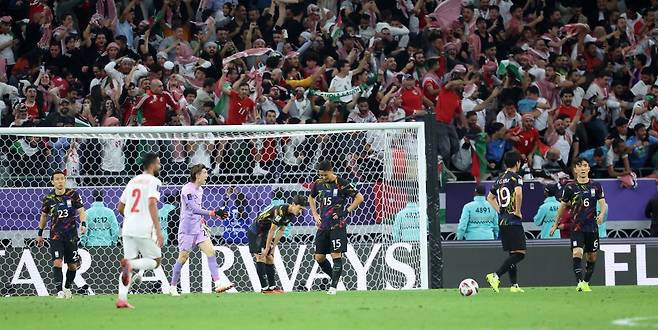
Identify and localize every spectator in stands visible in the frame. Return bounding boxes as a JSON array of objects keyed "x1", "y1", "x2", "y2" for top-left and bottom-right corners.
[
  {"x1": 626, "y1": 124, "x2": 658, "y2": 171},
  {"x1": 486, "y1": 122, "x2": 512, "y2": 171},
  {"x1": 457, "y1": 185, "x2": 498, "y2": 240},
  {"x1": 435, "y1": 69, "x2": 469, "y2": 165},
  {"x1": 134, "y1": 78, "x2": 180, "y2": 126},
  {"x1": 609, "y1": 117, "x2": 630, "y2": 142},
  {"x1": 347, "y1": 97, "x2": 376, "y2": 124},
  {"x1": 629, "y1": 94, "x2": 658, "y2": 132},
  {"x1": 81, "y1": 190, "x2": 119, "y2": 247},
  {"x1": 510, "y1": 114, "x2": 539, "y2": 167},
  {"x1": 461, "y1": 84, "x2": 501, "y2": 131},
  {"x1": 496, "y1": 99, "x2": 522, "y2": 129},
  {"x1": 606, "y1": 138, "x2": 633, "y2": 178},
  {"x1": 544, "y1": 110, "x2": 582, "y2": 168}
]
